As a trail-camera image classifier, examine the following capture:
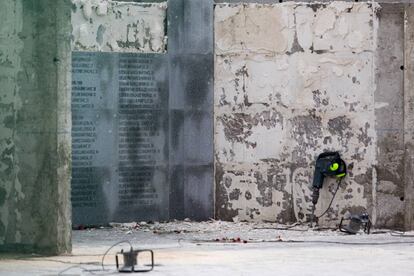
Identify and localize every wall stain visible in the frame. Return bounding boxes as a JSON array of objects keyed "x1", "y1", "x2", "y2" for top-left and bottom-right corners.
[
  {"x1": 1, "y1": 145, "x2": 15, "y2": 176},
  {"x1": 308, "y1": 3, "x2": 327, "y2": 13},
  {"x1": 214, "y1": 159, "x2": 239, "y2": 221},
  {"x1": 229, "y1": 188, "x2": 242, "y2": 200},
  {"x1": 219, "y1": 109, "x2": 283, "y2": 148},
  {"x1": 224, "y1": 175, "x2": 232, "y2": 188},
  {"x1": 290, "y1": 113, "x2": 323, "y2": 147},
  {"x1": 96, "y1": 25, "x2": 106, "y2": 45},
  {"x1": 287, "y1": 10, "x2": 304, "y2": 55},
  {"x1": 0, "y1": 187, "x2": 6, "y2": 206},
  {"x1": 246, "y1": 208, "x2": 260, "y2": 220},
  {"x1": 327, "y1": 115, "x2": 352, "y2": 137},
  {"x1": 254, "y1": 171, "x2": 273, "y2": 207},
  {"x1": 357, "y1": 122, "x2": 372, "y2": 146},
  {"x1": 312, "y1": 89, "x2": 330, "y2": 108}
]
